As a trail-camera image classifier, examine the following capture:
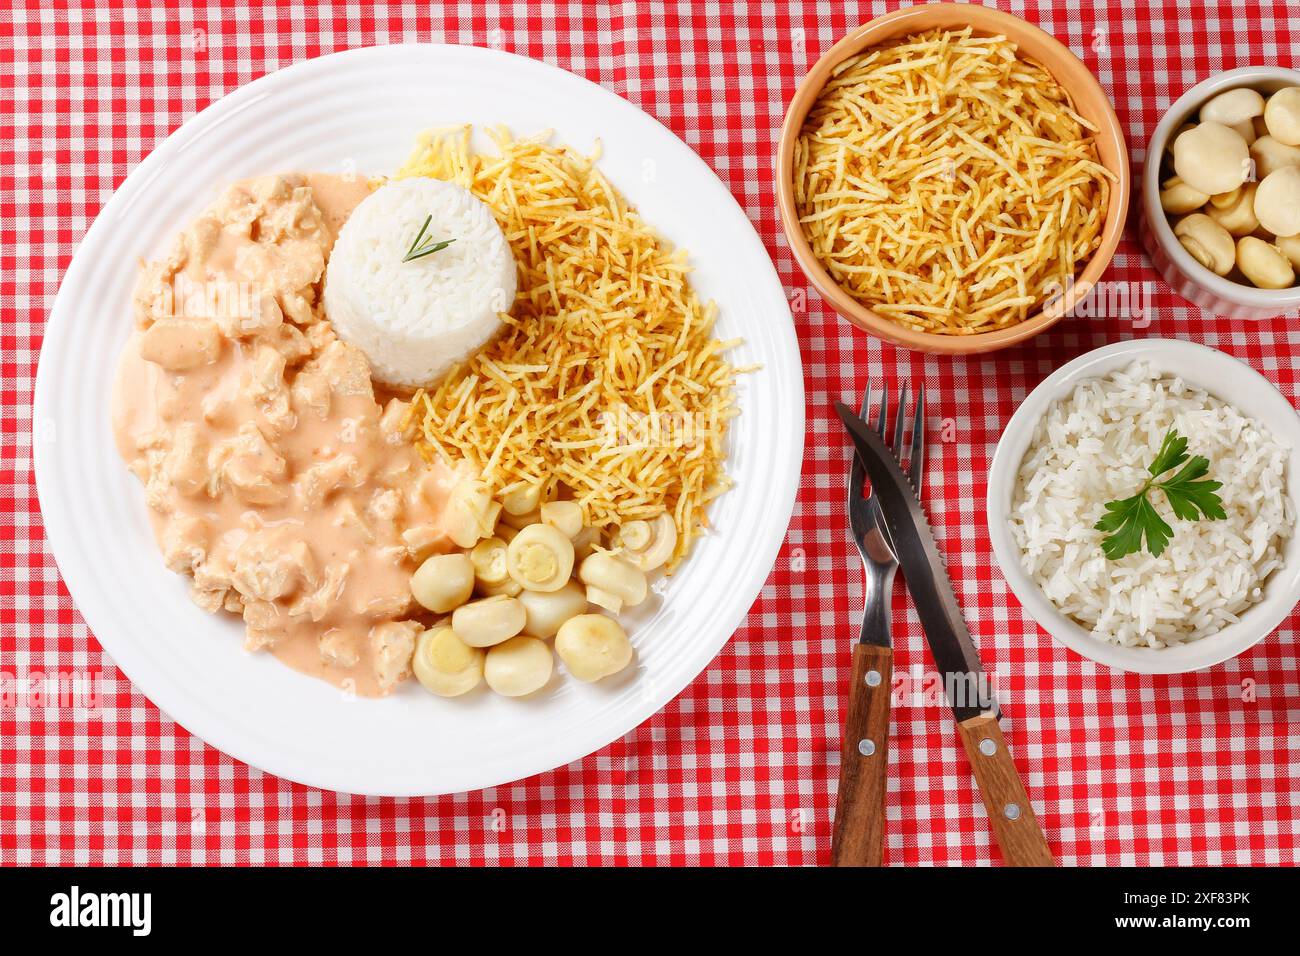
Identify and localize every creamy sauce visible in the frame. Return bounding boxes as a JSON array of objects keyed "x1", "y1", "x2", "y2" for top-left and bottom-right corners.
[{"x1": 112, "y1": 173, "x2": 455, "y2": 697}]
